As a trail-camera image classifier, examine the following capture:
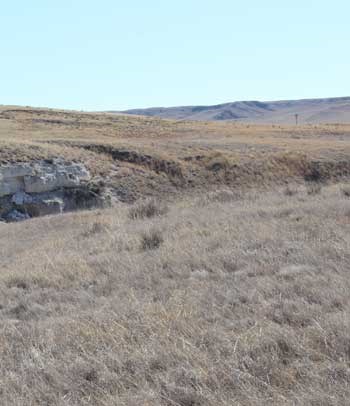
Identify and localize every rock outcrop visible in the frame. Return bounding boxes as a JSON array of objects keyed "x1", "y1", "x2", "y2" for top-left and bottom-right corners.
[{"x1": 0, "y1": 159, "x2": 109, "y2": 221}]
